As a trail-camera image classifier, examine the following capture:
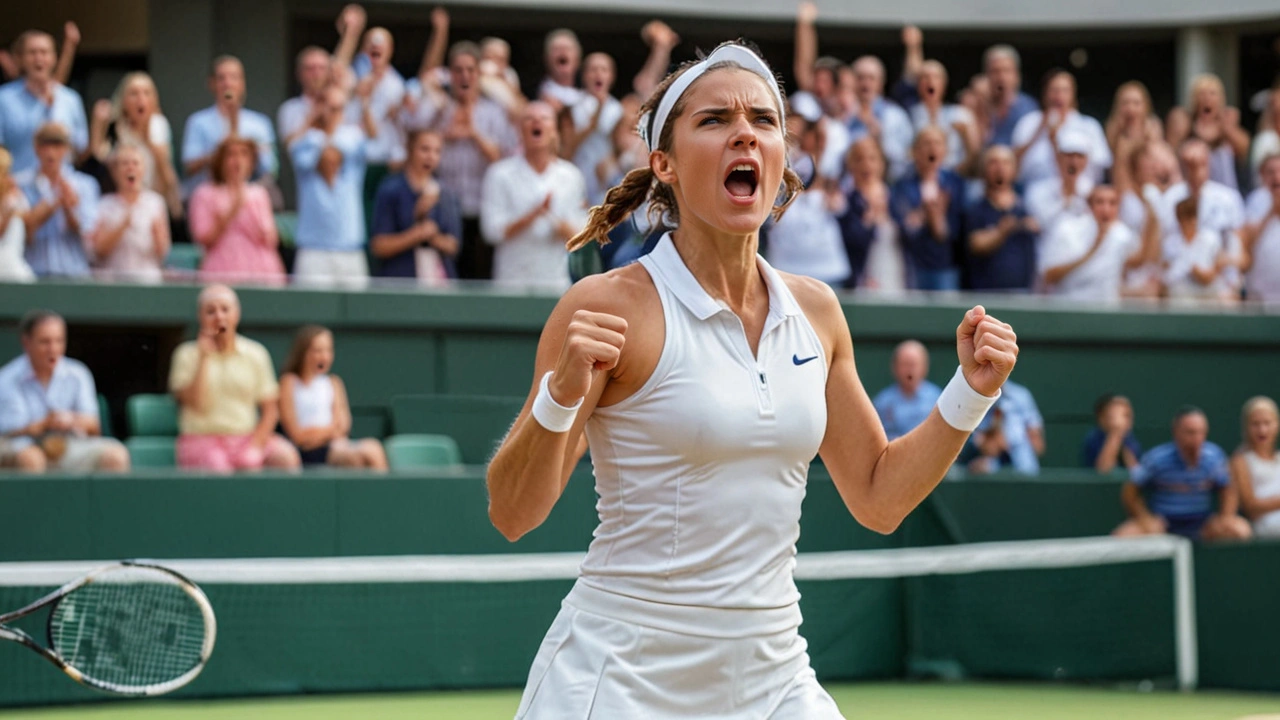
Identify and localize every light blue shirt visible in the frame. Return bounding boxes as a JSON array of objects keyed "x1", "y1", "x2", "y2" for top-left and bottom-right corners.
[
  {"x1": 290, "y1": 126, "x2": 368, "y2": 252},
  {"x1": 0, "y1": 354, "x2": 98, "y2": 452},
  {"x1": 846, "y1": 98, "x2": 913, "y2": 182},
  {"x1": 180, "y1": 105, "x2": 278, "y2": 197},
  {"x1": 0, "y1": 82, "x2": 88, "y2": 177},
  {"x1": 22, "y1": 170, "x2": 99, "y2": 277},
  {"x1": 873, "y1": 380, "x2": 942, "y2": 440},
  {"x1": 976, "y1": 380, "x2": 1043, "y2": 475}
]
